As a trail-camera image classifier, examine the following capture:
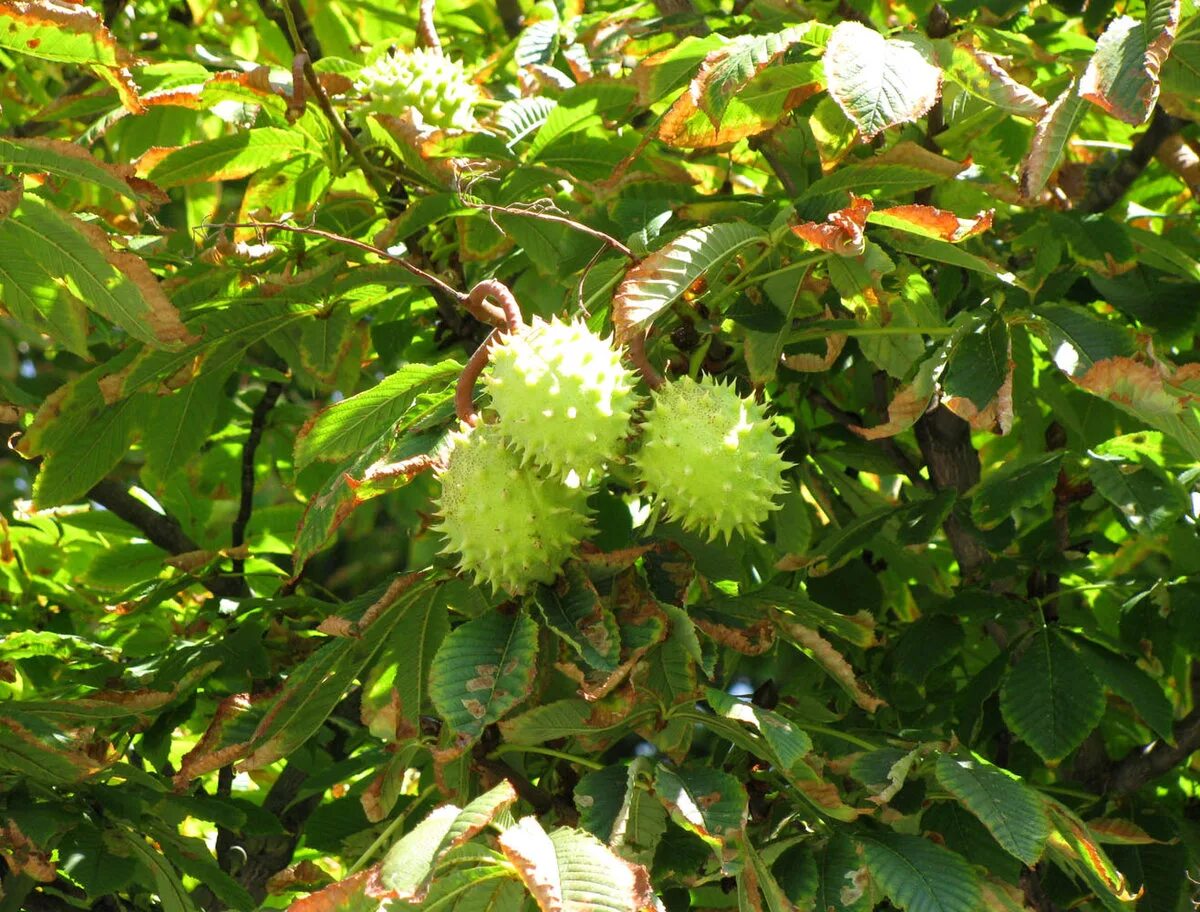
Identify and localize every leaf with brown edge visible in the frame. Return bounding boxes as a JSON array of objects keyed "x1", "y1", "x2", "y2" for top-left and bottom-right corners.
[
  {"x1": 286, "y1": 865, "x2": 395, "y2": 912},
  {"x1": 791, "y1": 194, "x2": 873, "y2": 255},
  {"x1": 948, "y1": 45, "x2": 1048, "y2": 117},
  {"x1": 1080, "y1": 3, "x2": 1180, "y2": 125},
  {"x1": 782, "y1": 309, "x2": 847, "y2": 372},
  {"x1": 852, "y1": 378, "x2": 935, "y2": 440},
  {"x1": 868, "y1": 205, "x2": 994, "y2": 243},
  {"x1": 1085, "y1": 818, "x2": 1159, "y2": 845},
  {"x1": 774, "y1": 616, "x2": 885, "y2": 712},
  {"x1": 1072, "y1": 357, "x2": 1200, "y2": 460},
  {"x1": 653, "y1": 763, "x2": 748, "y2": 850},
  {"x1": 69, "y1": 218, "x2": 195, "y2": 347},
  {"x1": 171, "y1": 692, "x2": 268, "y2": 788},
  {"x1": 1020, "y1": 77, "x2": 1086, "y2": 200},
  {"x1": 945, "y1": 360, "x2": 1014, "y2": 435},
  {"x1": 499, "y1": 817, "x2": 655, "y2": 912},
  {"x1": 613, "y1": 222, "x2": 766, "y2": 343},
  {"x1": 0, "y1": 0, "x2": 135, "y2": 67},
  {"x1": 1043, "y1": 800, "x2": 1142, "y2": 905}
]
